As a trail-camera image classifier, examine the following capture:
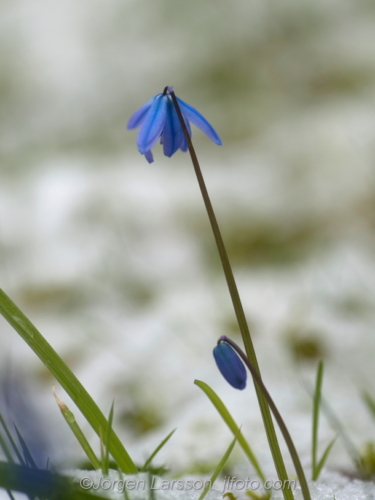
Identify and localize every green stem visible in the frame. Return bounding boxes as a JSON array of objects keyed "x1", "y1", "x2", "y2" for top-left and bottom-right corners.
[
  {"x1": 169, "y1": 89, "x2": 293, "y2": 500},
  {"x1": 222, "y1": 337, "x2": 311, "y2": 500},
  {"x1": 312, "y1": 361, "x2": 323, "y2": 480},
  {"x1": 52, "y1": 387, "x2": 101, "y2": 470}
]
